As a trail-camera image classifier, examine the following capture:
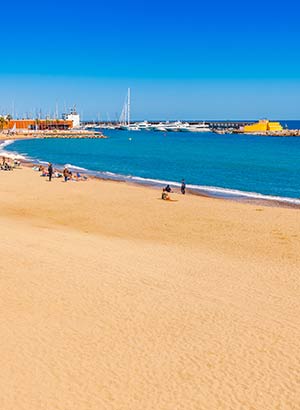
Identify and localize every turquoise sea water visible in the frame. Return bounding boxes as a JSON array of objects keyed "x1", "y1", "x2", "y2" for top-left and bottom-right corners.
[{"x1": 3, "y1": 128, "x2": 300, "y2": 203}]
